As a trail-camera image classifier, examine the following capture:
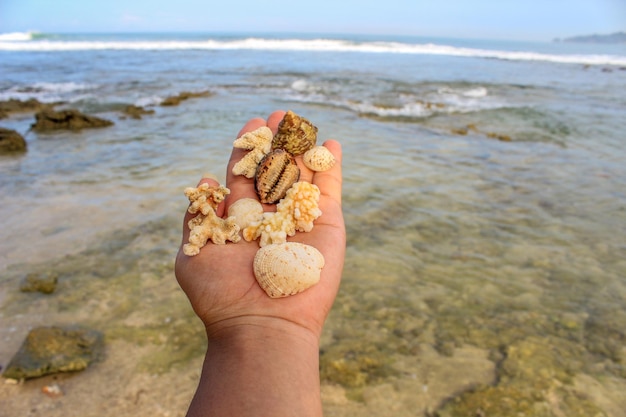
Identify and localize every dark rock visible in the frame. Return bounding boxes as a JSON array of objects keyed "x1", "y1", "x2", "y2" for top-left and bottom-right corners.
[
  {"x1": 0, "y1": 98, "x2": 50, "y2": 119},
  {"x1": 121, "y1": 104, "x2": 155, "y2": 119},
  {"x1": 1, "y1": 326, "x2": 103, "y2": 380},
  {"x1": 0, "y1": 127, "x2": 27, "y2": 153},
  {"x1": 31, "y1": 108, "x2": 114, "y2": 131},
  {"x1": 160, "y1": 90, "x2": 212, "y2": 106},
  {"x1": 19, "y1": 272, "x2": 58, "y2": 294}
]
